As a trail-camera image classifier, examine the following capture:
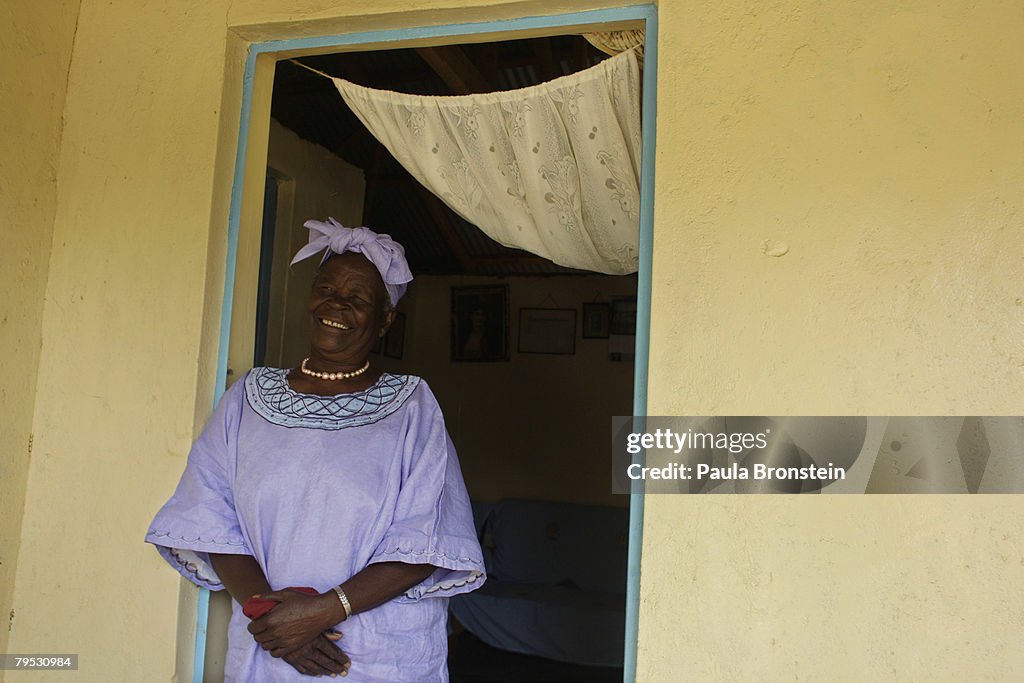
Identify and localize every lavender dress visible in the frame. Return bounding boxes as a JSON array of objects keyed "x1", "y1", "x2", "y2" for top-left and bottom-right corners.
[{"x1": 146, "y1": 368, "x2": 486, "y2": 682}]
